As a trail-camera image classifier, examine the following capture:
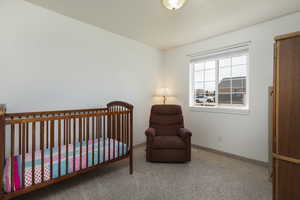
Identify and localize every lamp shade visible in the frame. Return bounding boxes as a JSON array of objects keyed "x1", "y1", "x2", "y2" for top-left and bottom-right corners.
[
  {"x1": 162, "y1": 0, "x2": 187, "y2": 10},
  {"x1": 156, "y1": 88, "x2": 171, "y2": 96},
  {"x1": 0, "y1": 104, "x2": 6, "y2": 113}
]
